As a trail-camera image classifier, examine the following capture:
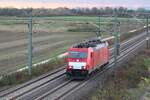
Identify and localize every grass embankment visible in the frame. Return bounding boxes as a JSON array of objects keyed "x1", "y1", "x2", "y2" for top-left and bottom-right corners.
[
  {"x1": 0, "y1": 58, "x2": 65, "y2": 87},
  {"x1": 88, "y1": 50, "x2": 150, "y2": 100}
]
